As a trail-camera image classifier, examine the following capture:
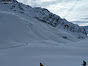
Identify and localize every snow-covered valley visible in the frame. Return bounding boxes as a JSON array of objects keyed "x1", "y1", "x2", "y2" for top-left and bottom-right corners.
[{"x1": 0, "y1": 0, "x2": 88, "y2": 66}]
